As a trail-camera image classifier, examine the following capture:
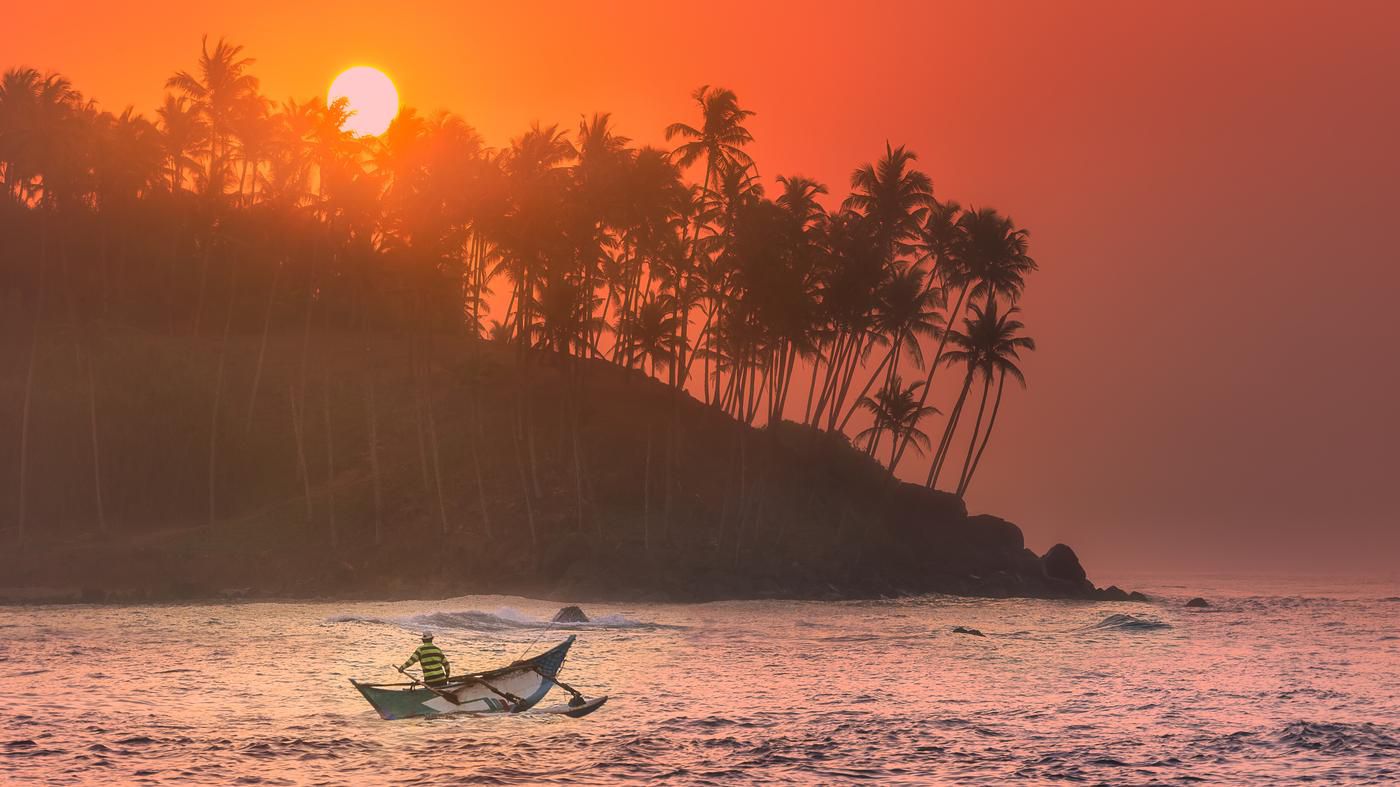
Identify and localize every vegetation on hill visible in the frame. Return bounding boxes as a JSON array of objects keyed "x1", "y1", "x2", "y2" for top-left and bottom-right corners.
[
  {"x1": 0, "y1": 39, "x2": 1079, "y2": 599},
  {"x1": 0, "y1": 331, "x2": 1118, "y2": 601}
]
